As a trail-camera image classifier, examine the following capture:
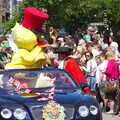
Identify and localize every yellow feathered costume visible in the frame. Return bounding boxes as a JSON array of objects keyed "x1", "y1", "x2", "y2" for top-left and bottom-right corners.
[
  {"x1": 5, "y1": 23, "x2": 50, "y2": 69},
  {"x1": 5, "y1": 7, "x2": 50, "y2": 69}
]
